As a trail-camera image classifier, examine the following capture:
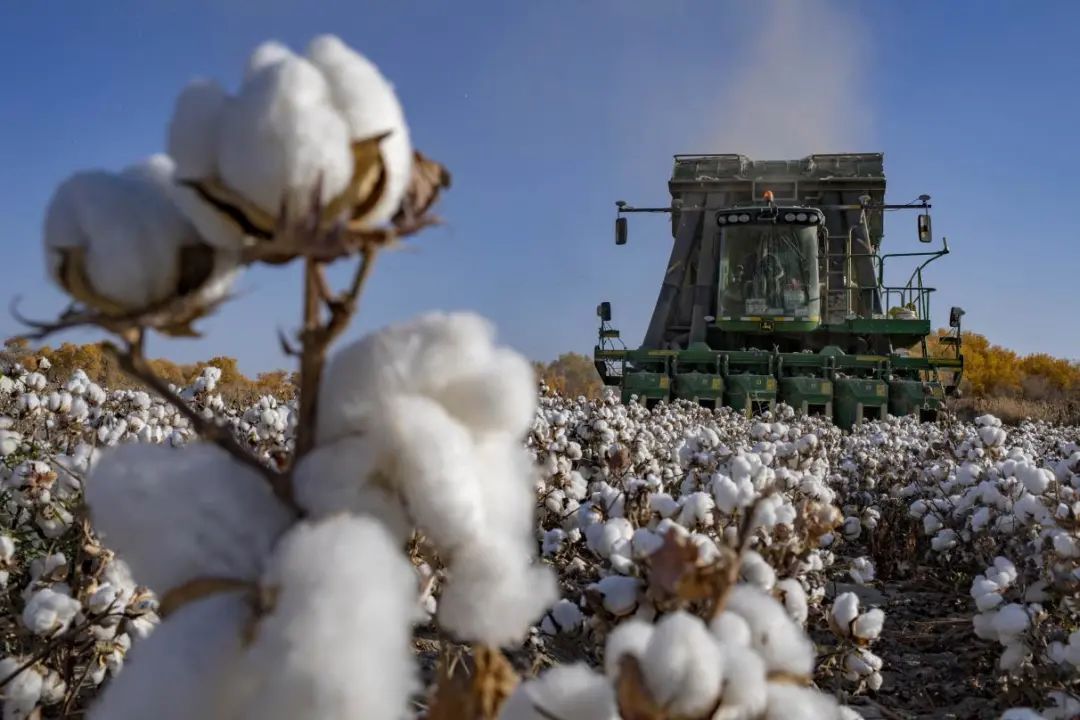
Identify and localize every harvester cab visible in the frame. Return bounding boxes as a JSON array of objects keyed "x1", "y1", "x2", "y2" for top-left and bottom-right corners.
[{"x1": 594, "y1": 153, "x2": 964, "y2": 428}]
